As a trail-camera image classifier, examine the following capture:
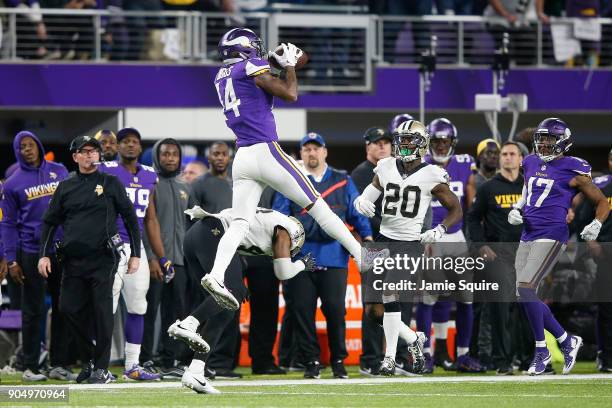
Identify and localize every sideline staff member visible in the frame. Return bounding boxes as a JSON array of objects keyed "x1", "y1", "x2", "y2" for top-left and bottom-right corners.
[{"x1": 37, "y1": 136, "x2": 141, "y2": 384}]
